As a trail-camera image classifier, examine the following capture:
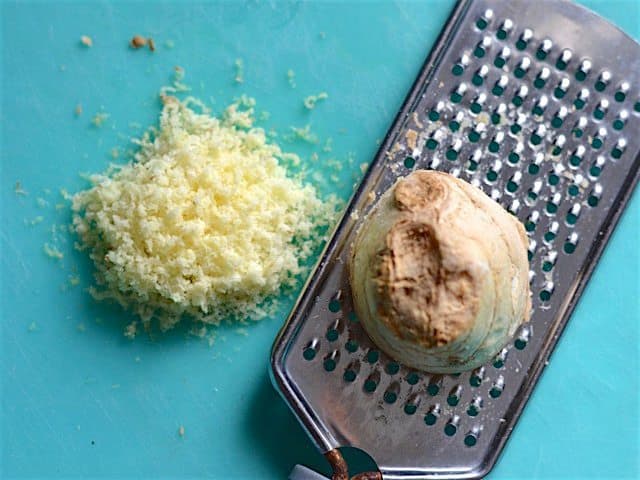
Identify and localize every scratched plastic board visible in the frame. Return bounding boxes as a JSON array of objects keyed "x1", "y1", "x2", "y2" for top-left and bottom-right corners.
[
  {"x1": 1, "y1": 1, "x2": 638, "y2": 479},
  {"x1": 271, "y1": 0, "x2": 640, "y2": 478}
]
